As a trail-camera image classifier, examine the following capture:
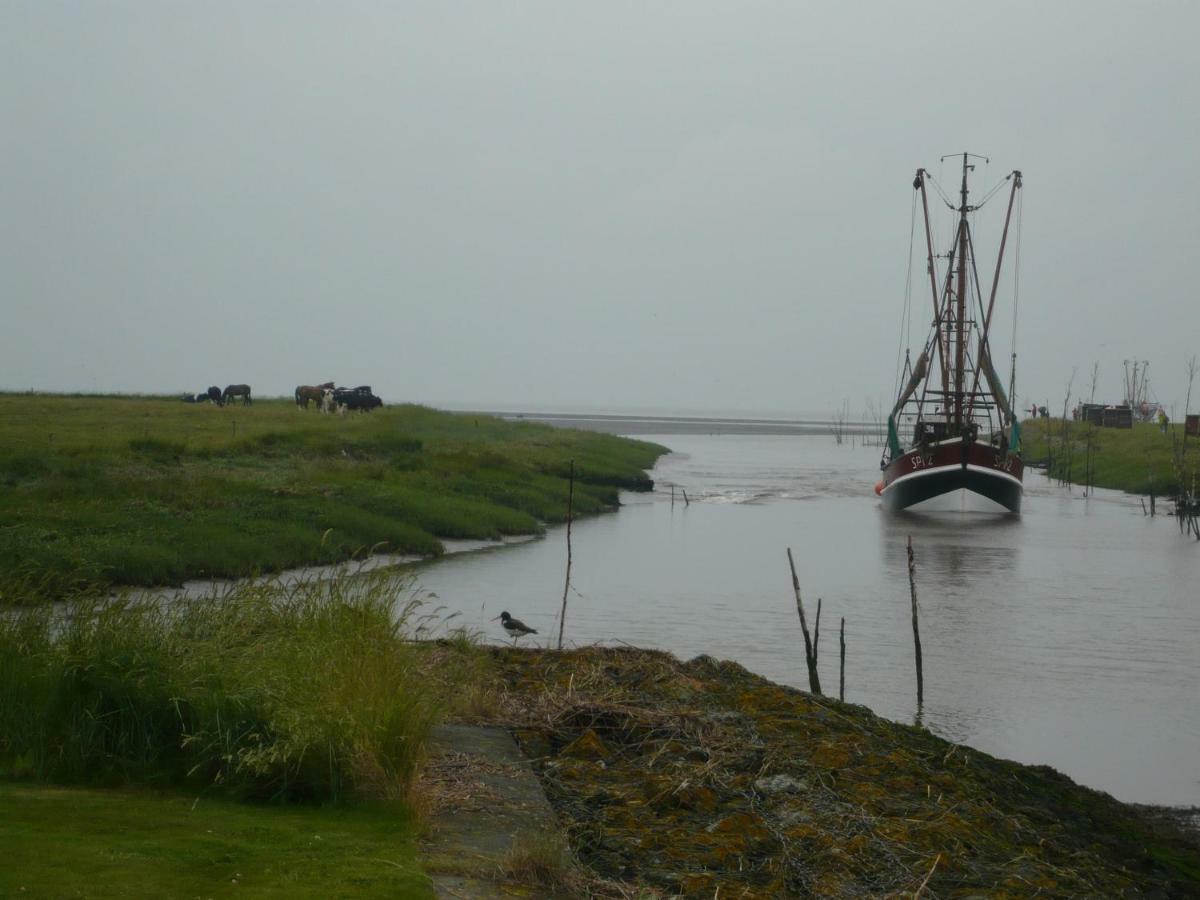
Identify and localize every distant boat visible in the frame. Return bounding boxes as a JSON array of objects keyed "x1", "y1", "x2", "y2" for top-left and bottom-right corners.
[{"x1": 878, "y1": 154, "x2": 1024, "y2": 512}]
